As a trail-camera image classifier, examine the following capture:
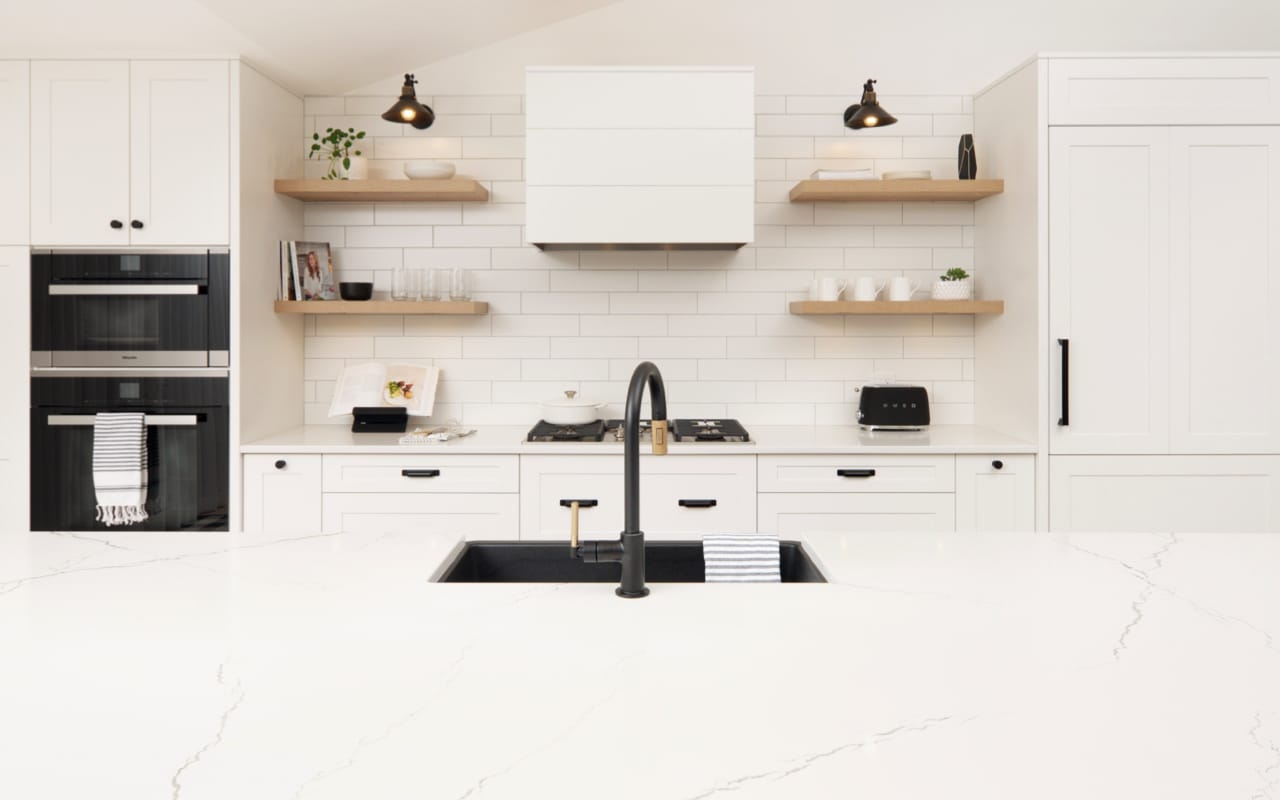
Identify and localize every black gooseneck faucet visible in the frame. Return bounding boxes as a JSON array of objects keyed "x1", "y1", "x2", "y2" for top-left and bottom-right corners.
[{"x1": 569, "y1": 361, "x2": 668, "y2": 598}]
